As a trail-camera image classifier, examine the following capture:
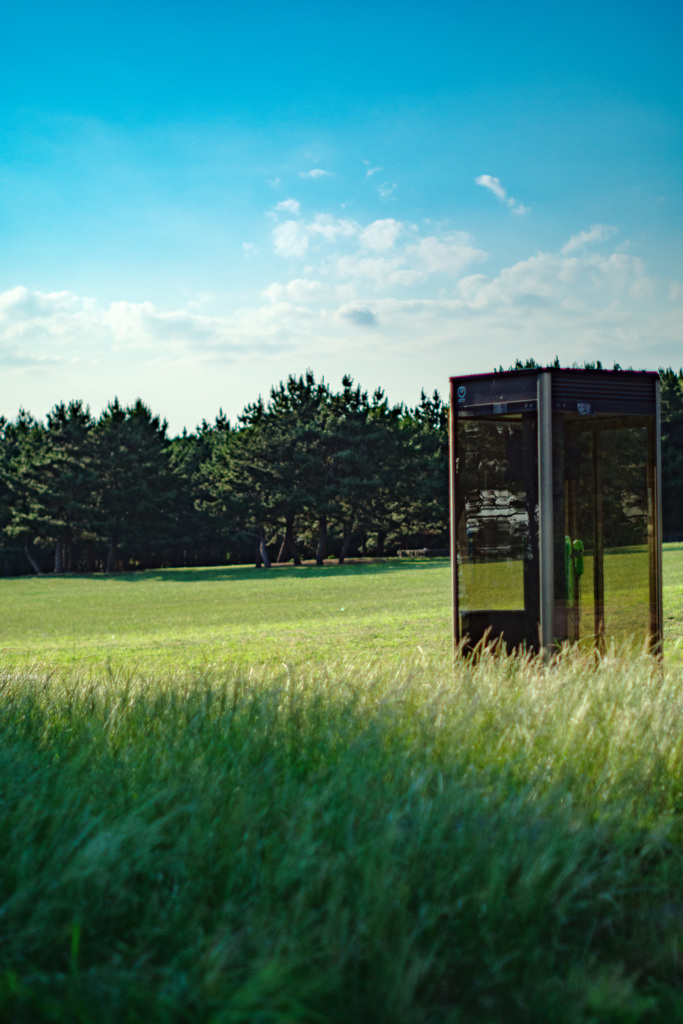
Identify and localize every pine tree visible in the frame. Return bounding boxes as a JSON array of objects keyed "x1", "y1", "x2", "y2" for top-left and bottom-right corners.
[{"x1": 94, "y1": 399, "x2": 174, "y2": 571}]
